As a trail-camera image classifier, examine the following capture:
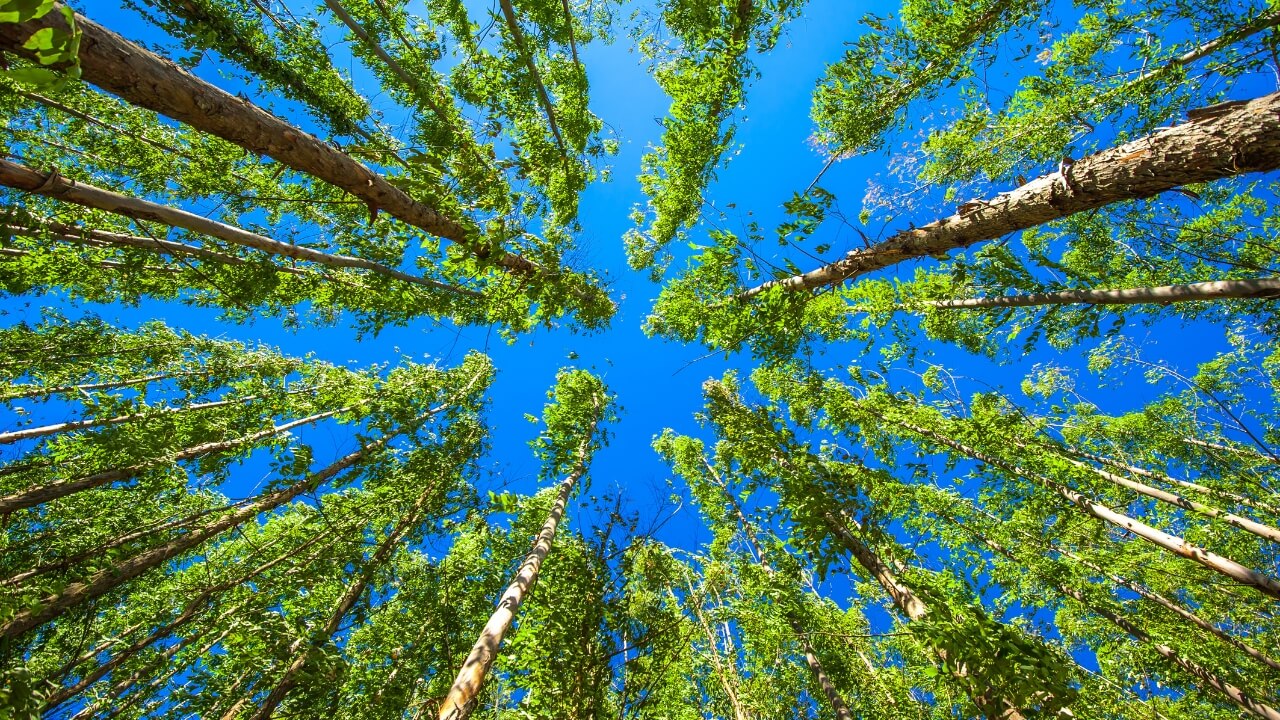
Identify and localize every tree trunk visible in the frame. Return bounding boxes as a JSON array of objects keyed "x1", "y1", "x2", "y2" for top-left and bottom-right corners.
[
  {"x1": 0, "y1": 426, "x2": 401, "y2": 640},
  {"x1": 0, "y1": 160, "x2": 478, "y2": 297},
  {"x1": 1074, "y1": 449, "x2": 1280, "y2": 517},
  {"x1": 887, "y1": 415, "x2": 1280, "y2": 600},
  {"x1": 821, "y1": 510, "x2": 1024, "y2": 720},
  {"x1": 1066, "y1": 457, "x2": 1280, "y2": 543},
  {"x1": 736, "y1": 91, "x2": 1280, "y2": 299},
  {"x1": 0, "y1": 405, "x2": 349, "y2": 513},
  {"x1": 0, "y1": 392, "x2": 271, "y2": 446},
  {"x1": 250, "y1": 483, "x2": 437, "y2": 719},
  {"x1": 973, "y1": 528, "x2": 1280, "y2": 720},
  {"x1": 708, "y1": 464, "x2": 854, "y2": 720},
  {"x1": 924, "y1": 277, "x2": 1280, "y2": 309},
  {"x1": 435, "y1": 463, "x2": 588, "y2": 720},
  {"x1": 2, "y1": 371, "x2": 185, "y2": 402},
  {"x1": 0, "y1": 5, "x2": 559, "y2": 276},
  {"x1": 496, "y1": 0, "x2": 567, "y2": 155}
]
